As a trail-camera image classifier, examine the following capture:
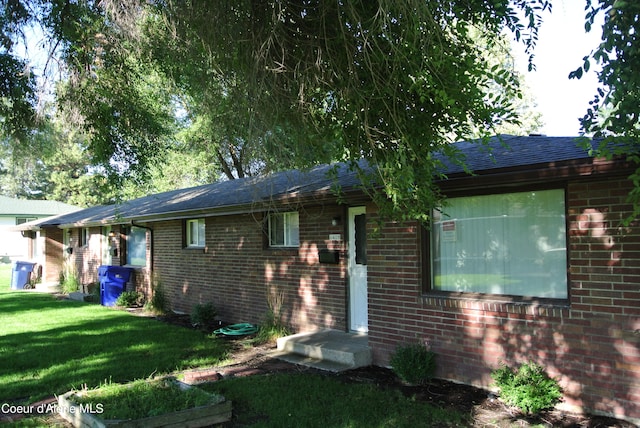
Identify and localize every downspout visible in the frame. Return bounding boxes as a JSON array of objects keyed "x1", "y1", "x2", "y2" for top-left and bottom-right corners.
[{"x1": 131, "y1": 221, "x2": 154, "y2": 272}]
